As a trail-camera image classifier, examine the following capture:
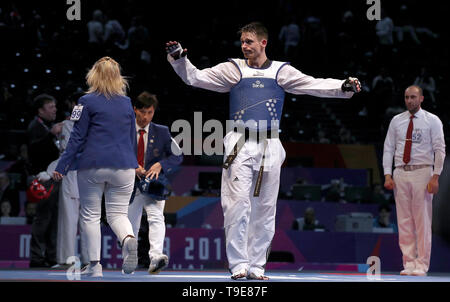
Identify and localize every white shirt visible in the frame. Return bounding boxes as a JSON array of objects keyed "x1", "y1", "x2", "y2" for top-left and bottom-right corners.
[
  {"x1": 383, "y1": 108, "x2": 446, "y2": 175},
  {"x1": 168, "y1": 56, "x2": 354, "y2": 99},
  {"x1": 136, "y1": 122, "x2": 150, "y2": 166}
]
